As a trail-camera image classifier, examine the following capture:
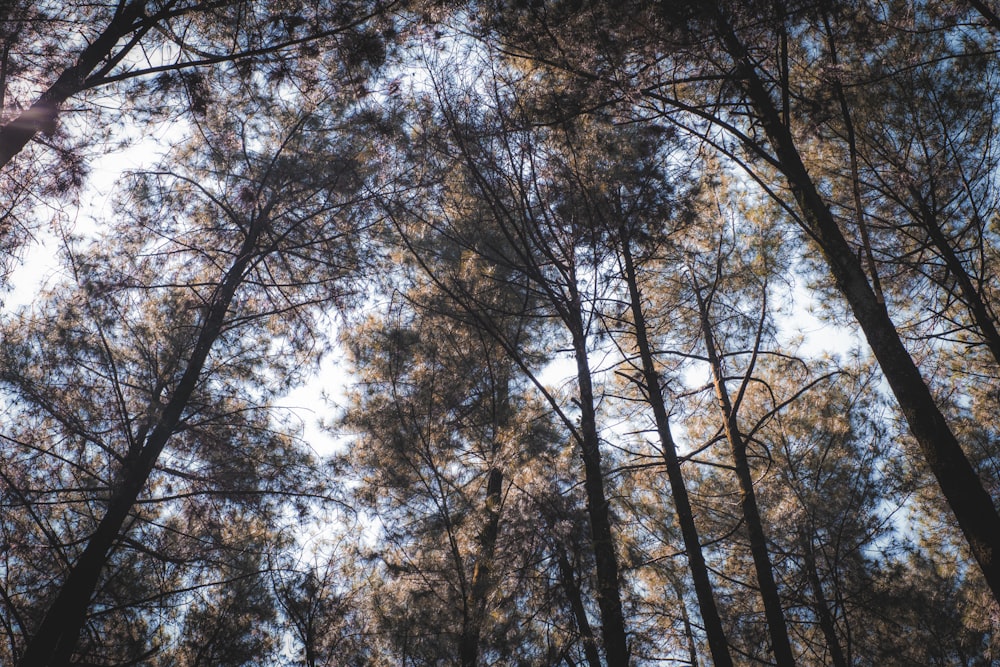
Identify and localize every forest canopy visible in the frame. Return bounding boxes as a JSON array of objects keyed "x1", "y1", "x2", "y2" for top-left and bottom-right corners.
[{"x1": 1, "y1": 1, "x2": 1000, "y2": 665}]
